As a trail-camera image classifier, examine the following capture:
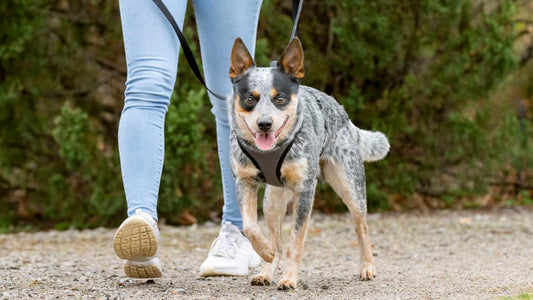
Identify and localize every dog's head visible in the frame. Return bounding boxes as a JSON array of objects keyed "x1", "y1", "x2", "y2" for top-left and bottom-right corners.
[{"x1": 229, "y1": 37, "x2": 304, "y2": 151}]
